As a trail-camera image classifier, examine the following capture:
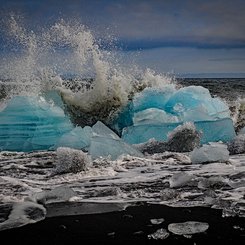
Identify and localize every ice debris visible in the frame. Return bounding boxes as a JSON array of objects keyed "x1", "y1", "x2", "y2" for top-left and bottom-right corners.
[
  {"x1": 0, "y1": 201, "x2": 46, "y2": 231},
  {"x1": 190, "y1": 143, "x2": 230, "y2": 164},
  {"x1": 148, "y1": 228, "x2": 169, "y2": 240},
  {"x1": 168, "y1": 221, "x2": 209, "y2": 235},
  {"x1": 88, "y1": 121, "x2": 143, "y2": 160},
  {"x1": 169, "y1": 172, "x2": 194, "y2": 188},
  {"x1": 27, "y1": 186, "x2": 77, "y2": 204},
  {"x1": 150, "y1": 218, "x2": 165, "y2": 225}
]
